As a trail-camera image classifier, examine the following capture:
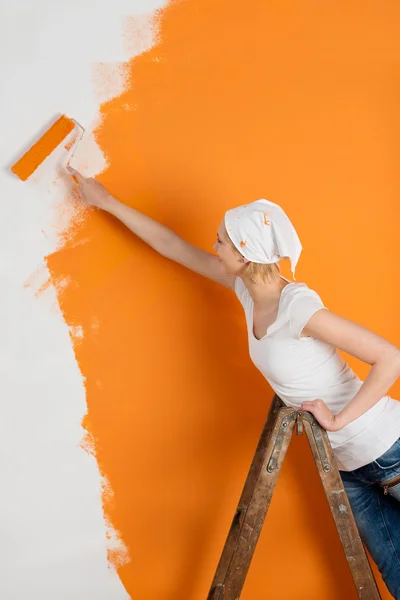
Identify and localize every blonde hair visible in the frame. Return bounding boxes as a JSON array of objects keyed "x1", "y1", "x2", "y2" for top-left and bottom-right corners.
[{"x1": 225, "y1": 235, "x2": 281, "y2": 284}]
